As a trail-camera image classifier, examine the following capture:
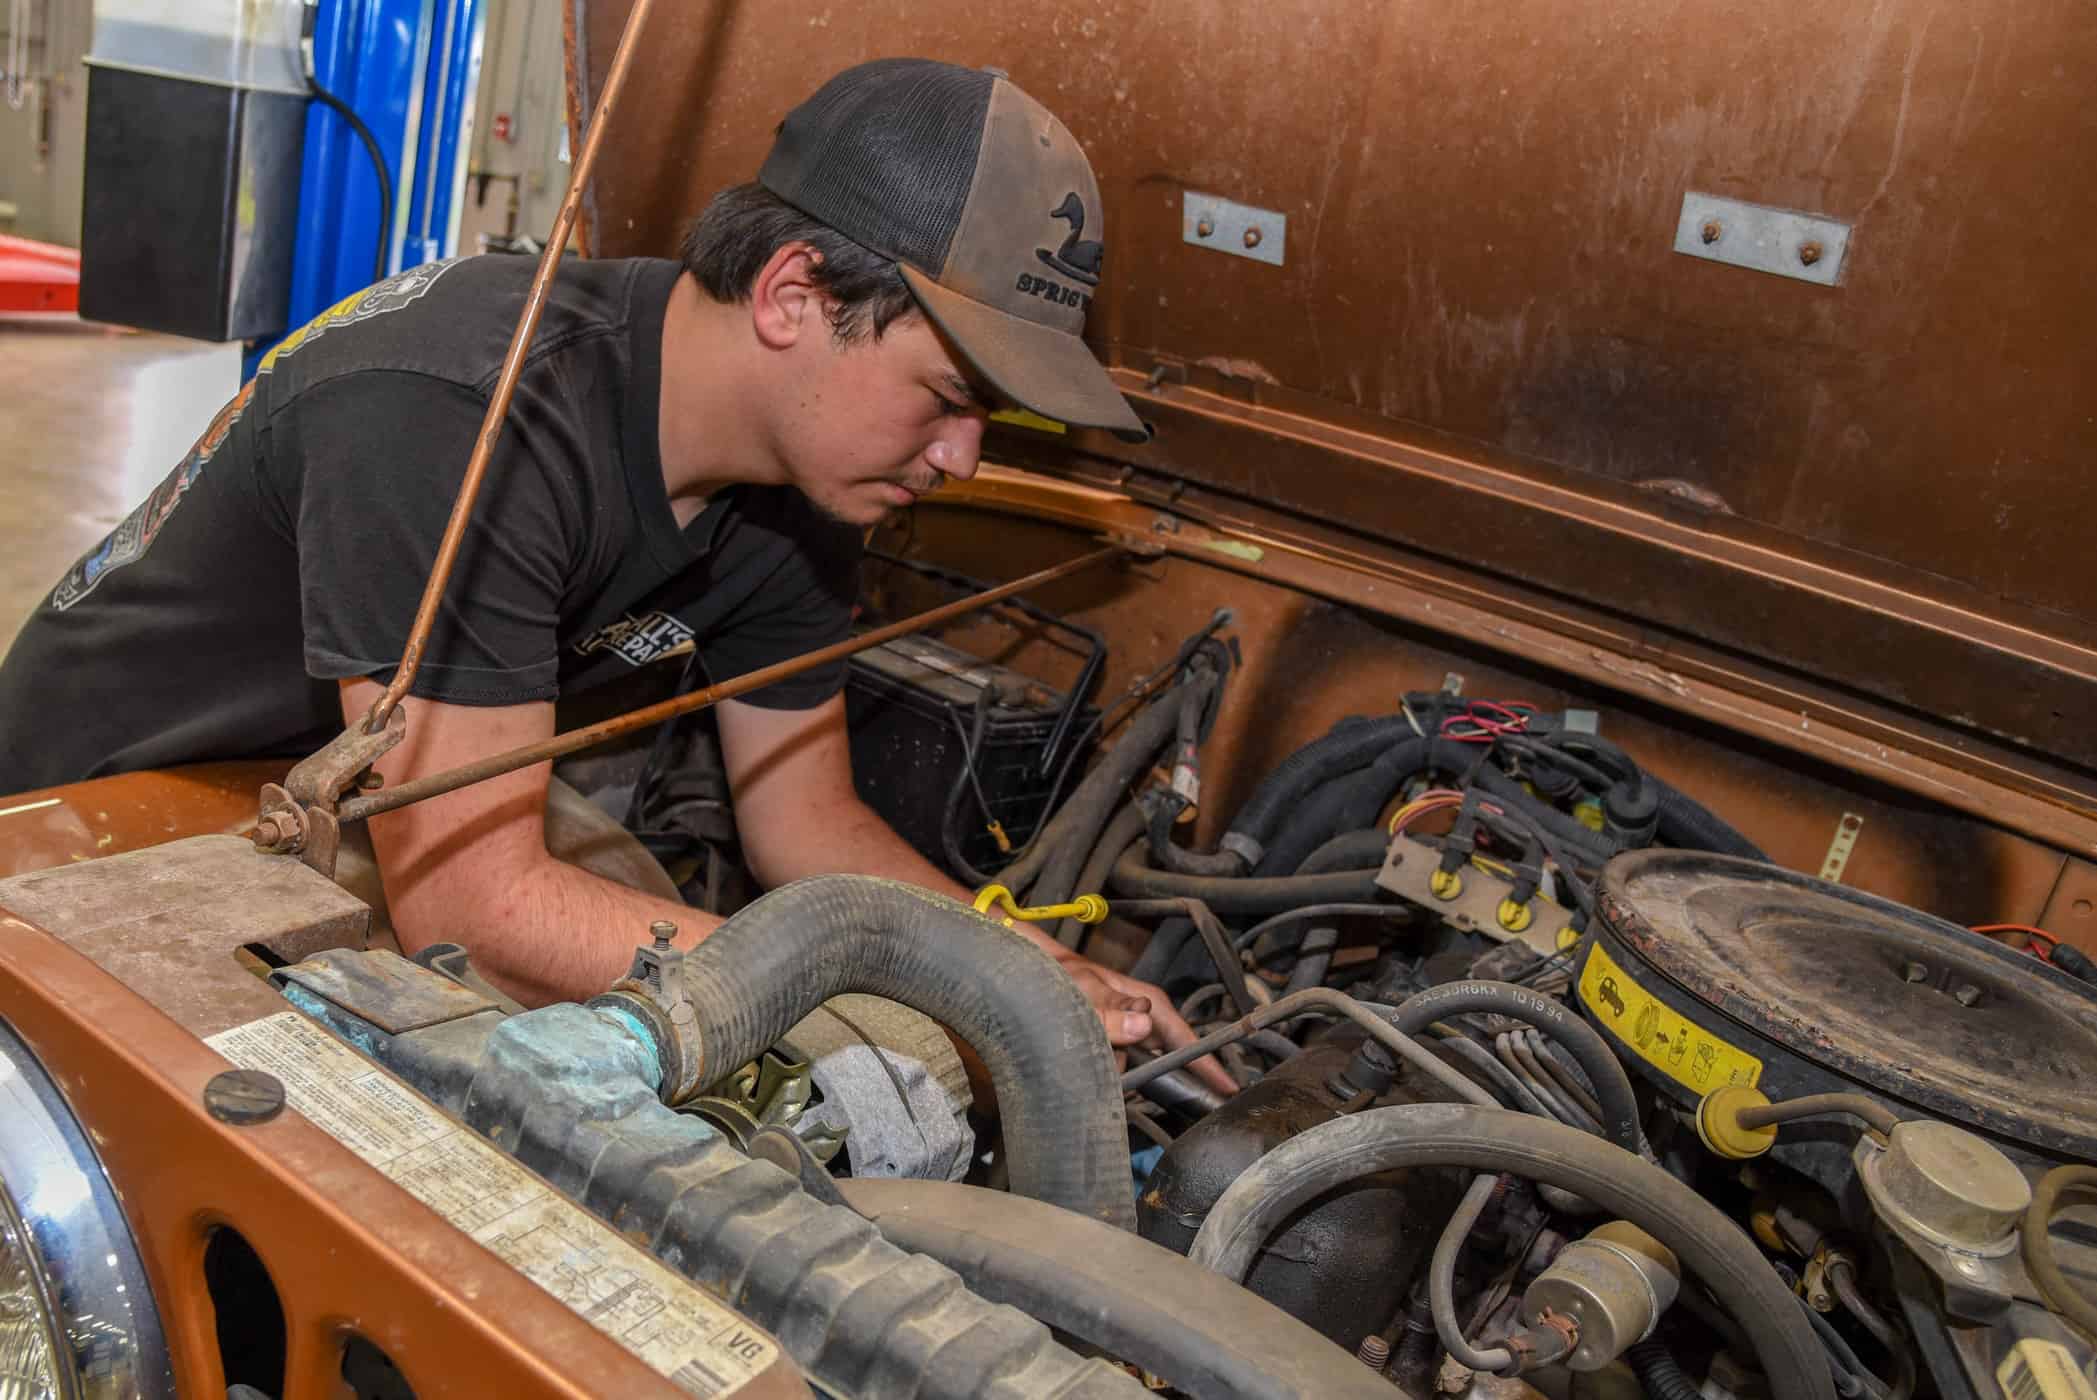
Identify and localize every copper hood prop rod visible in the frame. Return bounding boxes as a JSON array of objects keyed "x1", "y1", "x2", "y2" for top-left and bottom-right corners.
[
  {"x1": 366, "y1": 0, "x2": 662, "y2": 733},
  {"x1": 338, "y1": 545, "x2": 1125, "y2": 825}
]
